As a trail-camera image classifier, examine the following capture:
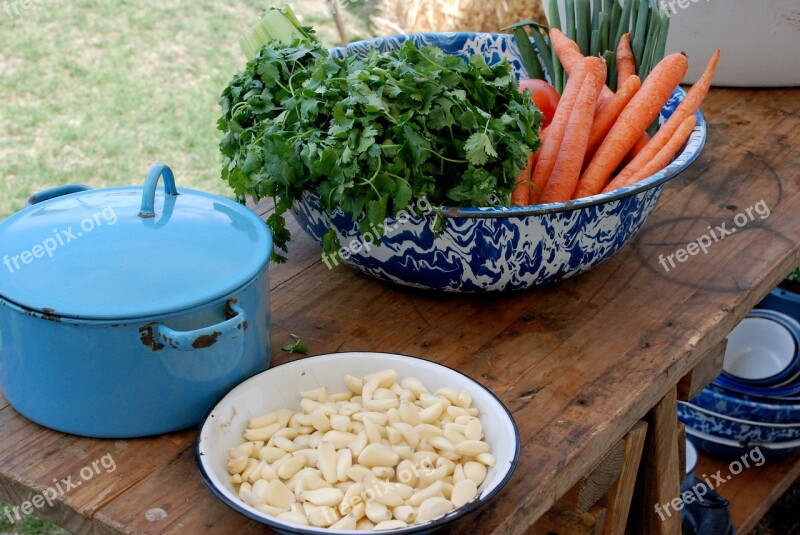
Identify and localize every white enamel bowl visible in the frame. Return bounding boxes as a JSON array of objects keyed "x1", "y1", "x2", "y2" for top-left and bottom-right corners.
[{"x1": 196, "y1": 352, "x2": 520, "y2": 535}]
